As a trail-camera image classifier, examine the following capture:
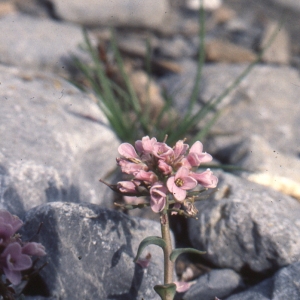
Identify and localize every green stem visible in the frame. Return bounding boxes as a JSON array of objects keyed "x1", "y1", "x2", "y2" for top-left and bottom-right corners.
[{"x1": 160, "y1": 211, "x2": 173, "y2": 285}]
